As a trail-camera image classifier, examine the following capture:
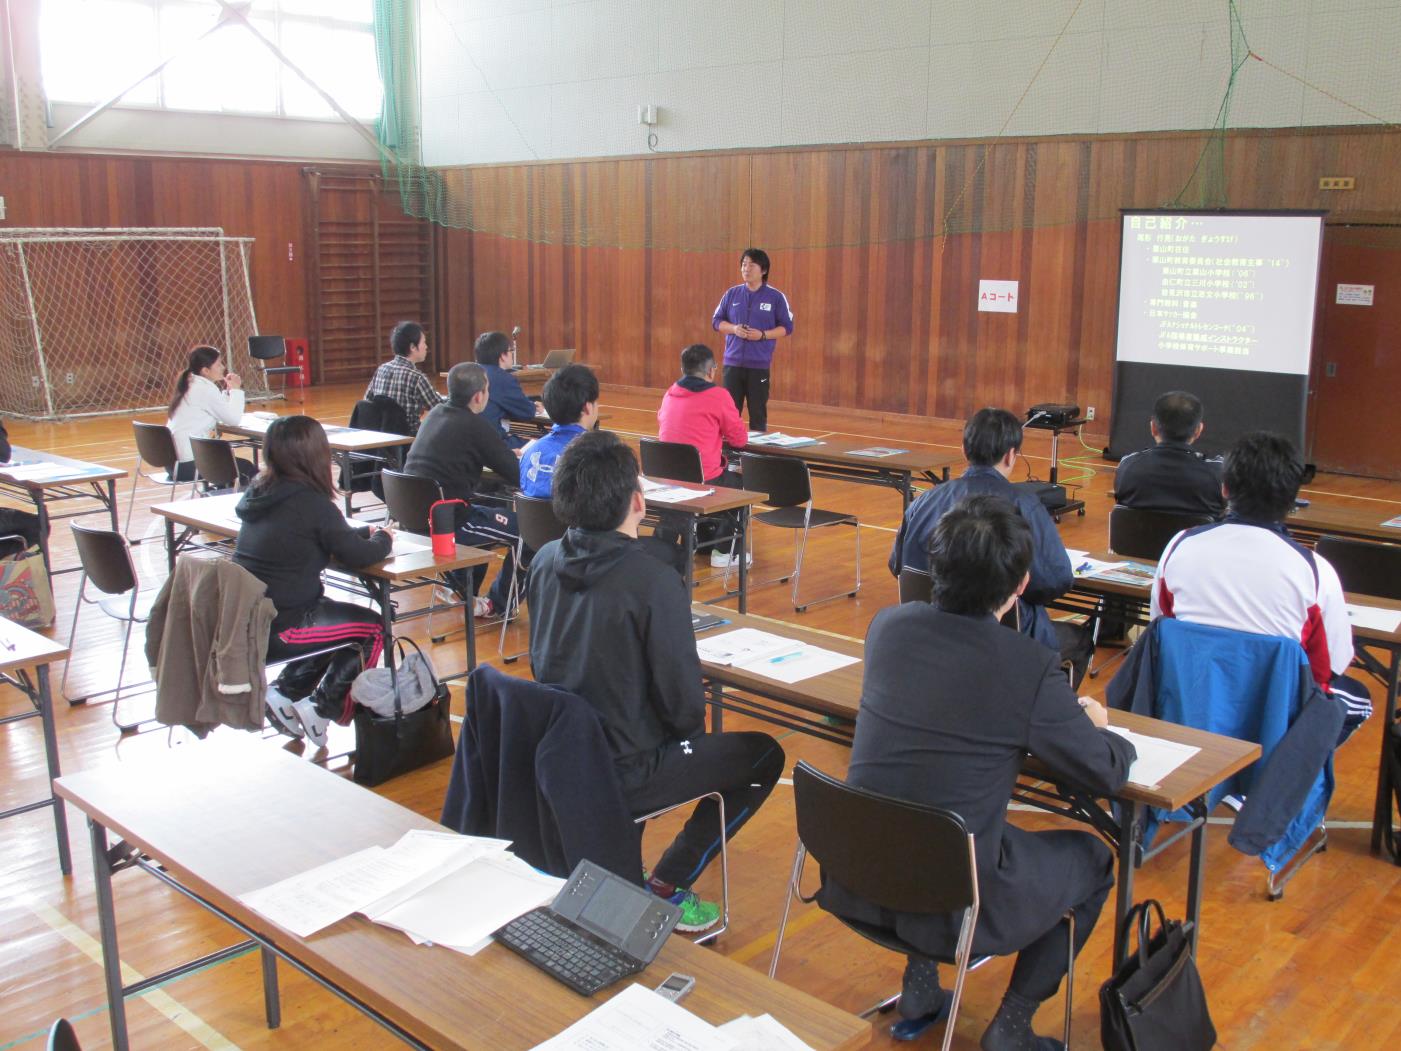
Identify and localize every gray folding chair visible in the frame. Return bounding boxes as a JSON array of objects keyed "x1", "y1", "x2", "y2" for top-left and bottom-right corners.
[{"x1": 124, "y1": 422, "x2": 185, "y2": 542}]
